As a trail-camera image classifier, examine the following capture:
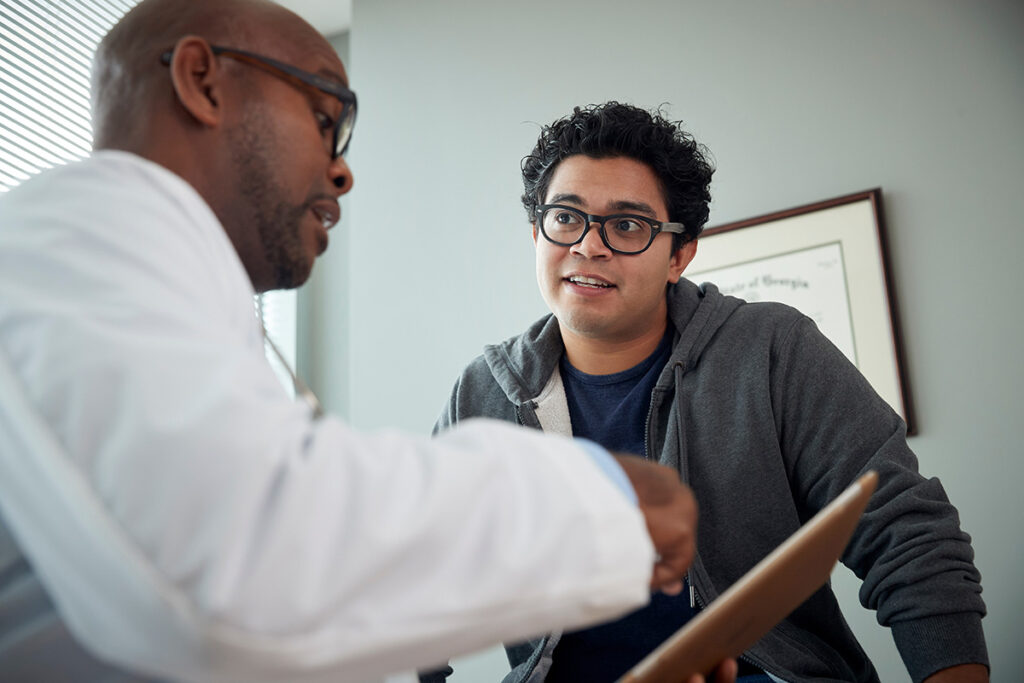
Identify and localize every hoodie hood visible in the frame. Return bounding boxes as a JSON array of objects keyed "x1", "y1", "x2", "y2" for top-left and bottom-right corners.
[{"x1": 482, "y1": 278, "x2": 744, "y2": 405}]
